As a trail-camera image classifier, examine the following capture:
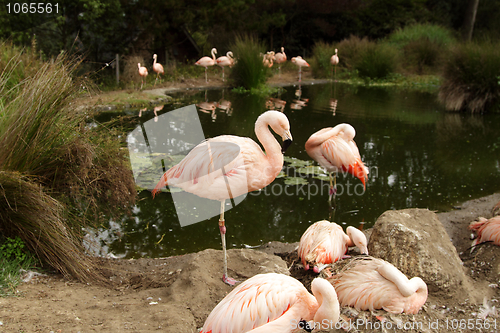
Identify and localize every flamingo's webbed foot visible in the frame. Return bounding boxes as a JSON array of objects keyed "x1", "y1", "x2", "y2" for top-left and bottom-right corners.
[{"x1": 222, "y1": 274, "x2": 238, "y2": 286}]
